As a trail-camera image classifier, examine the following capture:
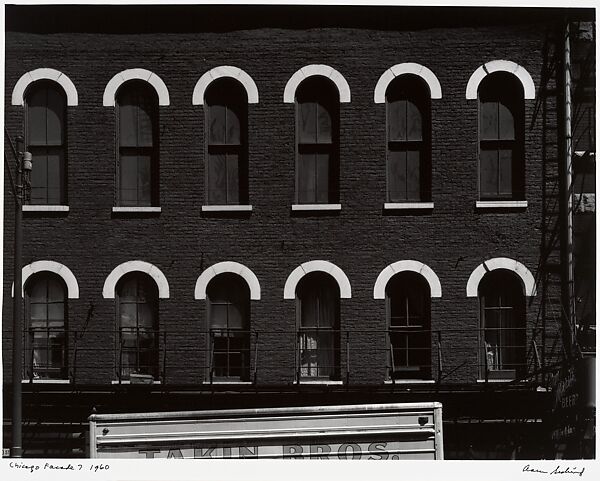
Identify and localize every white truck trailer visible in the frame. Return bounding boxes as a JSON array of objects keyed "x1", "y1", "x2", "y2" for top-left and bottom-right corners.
[{"x1": 89, "y1": 402, "x2": 443, "y2": 459}]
